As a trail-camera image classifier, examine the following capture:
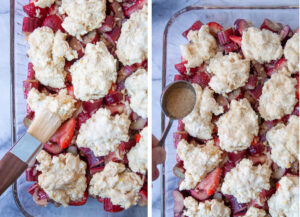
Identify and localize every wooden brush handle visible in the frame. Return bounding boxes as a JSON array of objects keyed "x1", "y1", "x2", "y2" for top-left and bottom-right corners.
[{"x1": 0, "y1": 152, "x2": 27, "y2": 195}]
